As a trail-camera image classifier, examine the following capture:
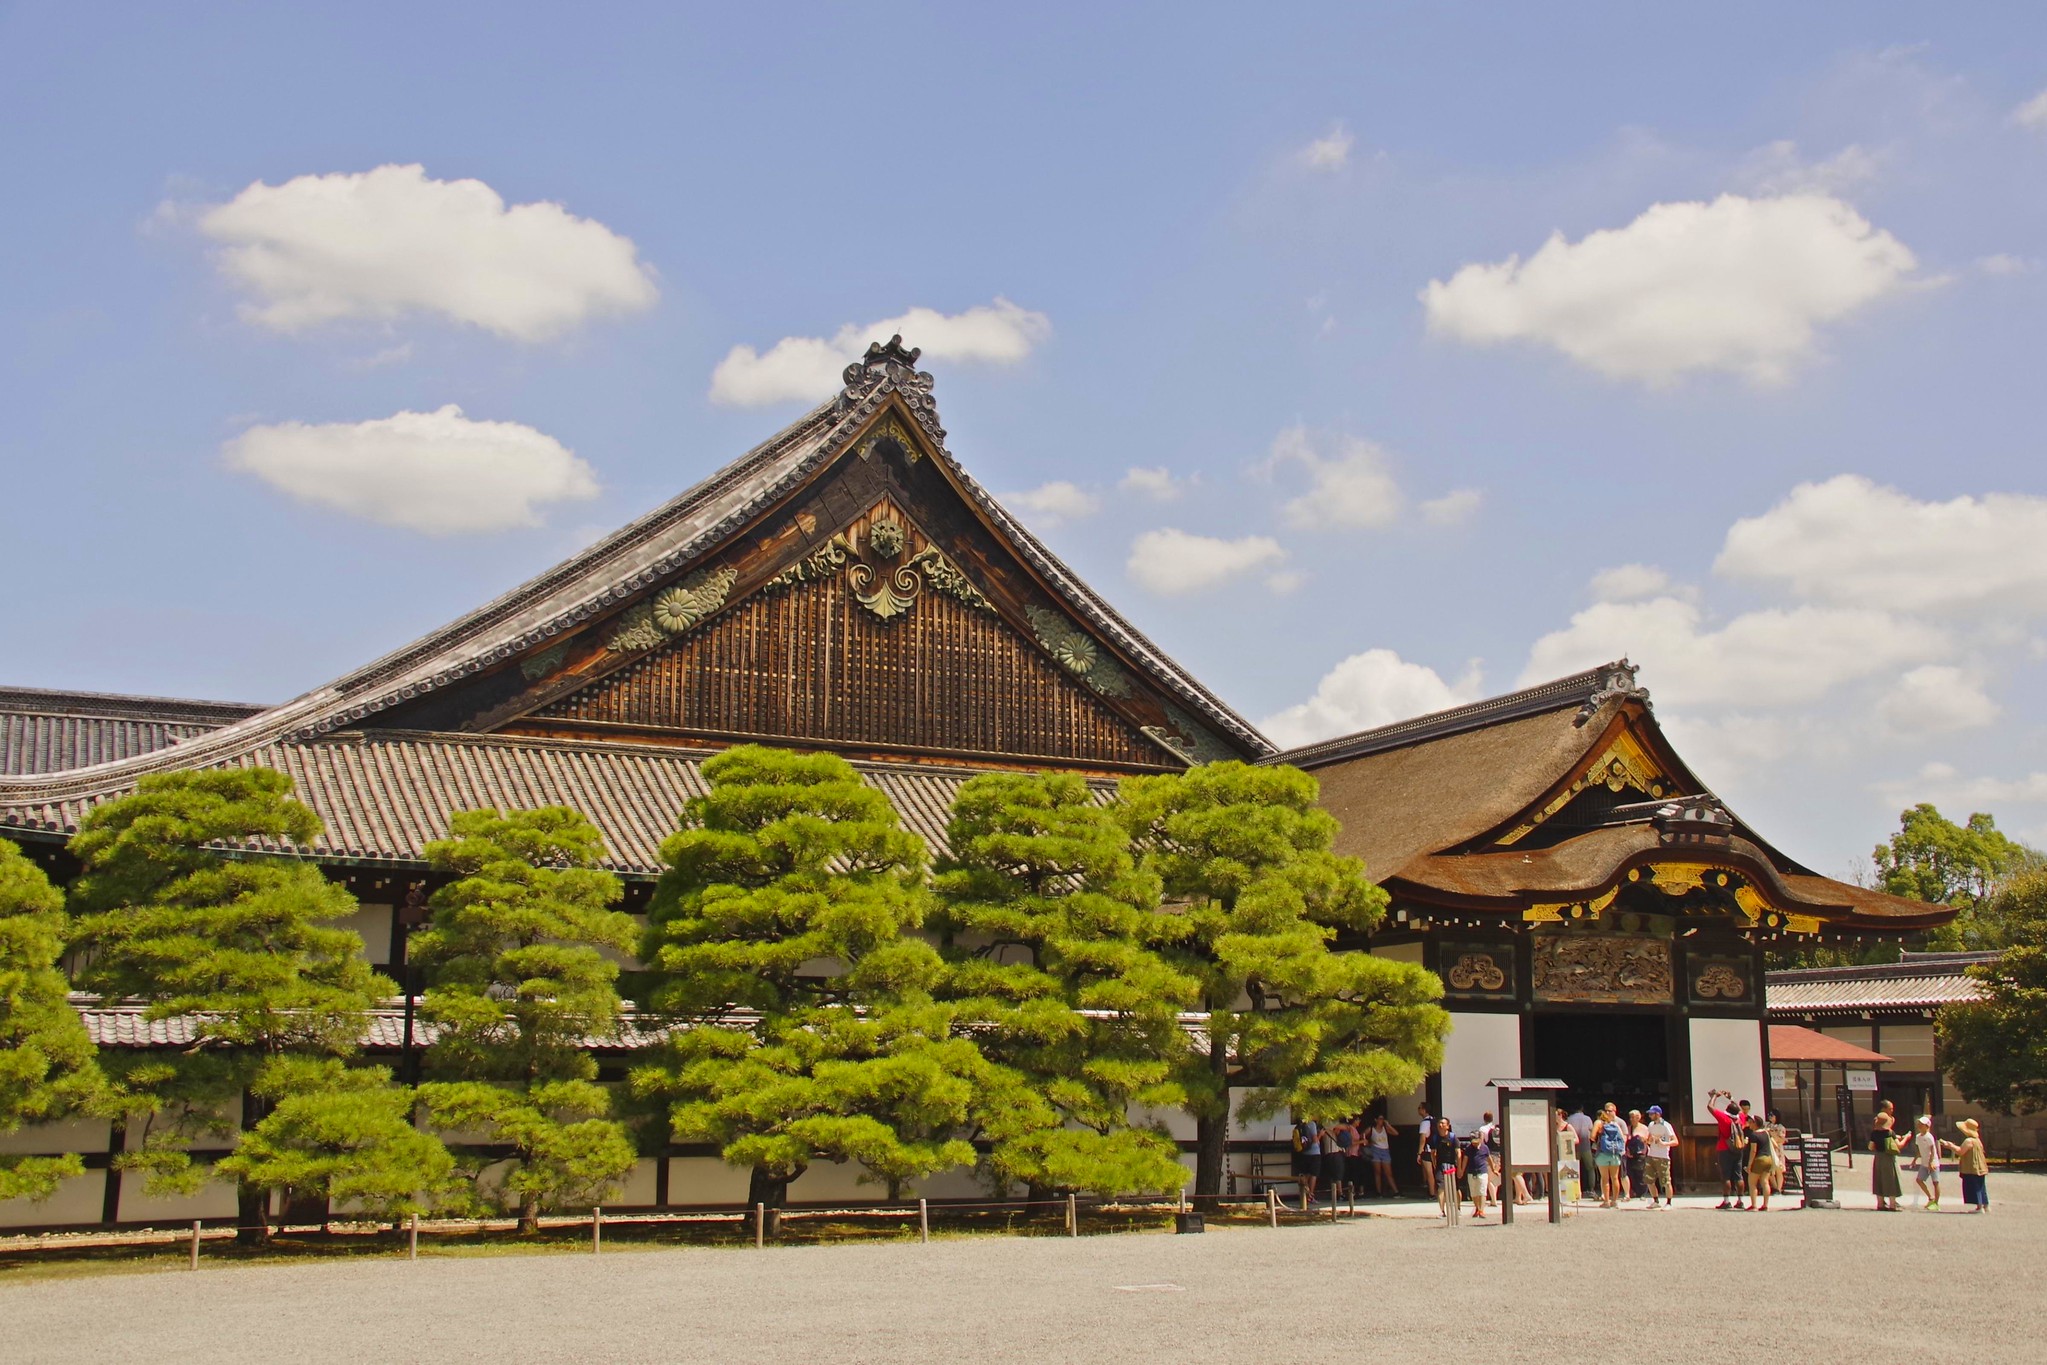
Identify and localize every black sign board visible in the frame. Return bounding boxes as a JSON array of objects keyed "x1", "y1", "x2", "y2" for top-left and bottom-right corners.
[{"x1": 1800, "y1": 1133, "x2": 1835, "y2": 1207}]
